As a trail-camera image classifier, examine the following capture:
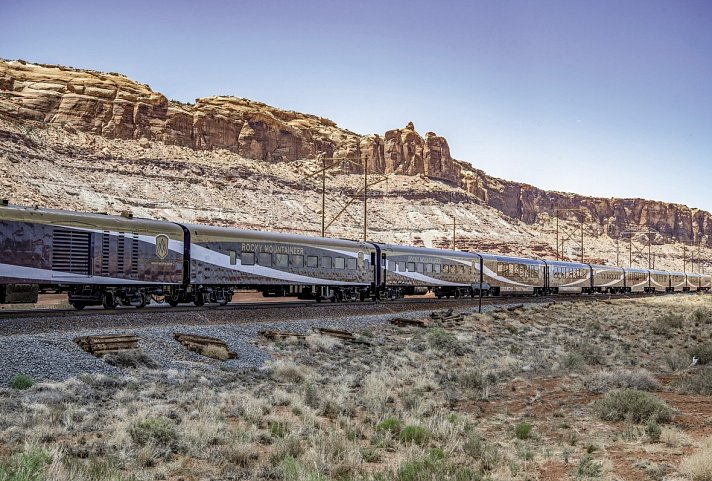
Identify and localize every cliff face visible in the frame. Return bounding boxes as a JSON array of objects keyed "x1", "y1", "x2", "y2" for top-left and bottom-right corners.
[{"x1": 1, "y1": 59, "x2": 710, "y2": 245}]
